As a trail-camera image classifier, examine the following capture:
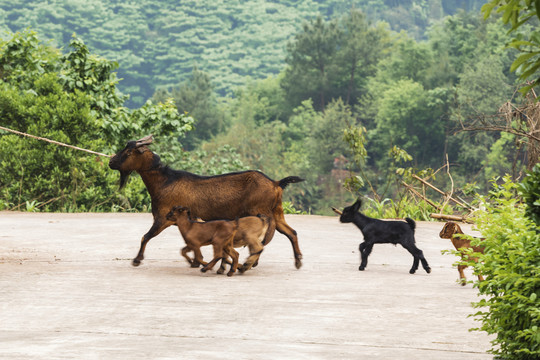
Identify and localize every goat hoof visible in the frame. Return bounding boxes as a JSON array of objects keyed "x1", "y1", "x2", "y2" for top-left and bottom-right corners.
[
  {"x1": 132, "y1": 259, "x2": 141, "y2": 267},
  {"x1": 295, "y1": 258, "x2": 302, "y2": 269},
  {"x1": 425, "y1": 267, "x2": 432, "y2": 274},
  {"x1": 409, "y1": 269, "x2": 416, "y2": 274},
  {"x1": 190, "y1": 263, "x2": 200, "y2": 268},
  {"x1": 200, "y1": 267, "x2": 208, "y2": 273},
  {"x1": 227, "y1": 271, "x2": 234, "y2": 277},
  {"x1": 358, "y1": 266, "x2": 365, "y2": 271},
  {"x1": 217, "y1": 268, "x2": 225, "y2": 275}
]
